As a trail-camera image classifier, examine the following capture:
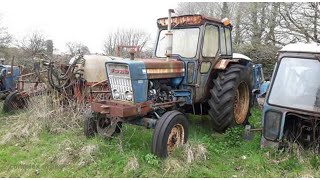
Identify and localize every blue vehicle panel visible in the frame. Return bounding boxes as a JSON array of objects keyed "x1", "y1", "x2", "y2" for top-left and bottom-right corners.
[{"x1": 0, "y1": 65, "x2": 20, "y2": 92}]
